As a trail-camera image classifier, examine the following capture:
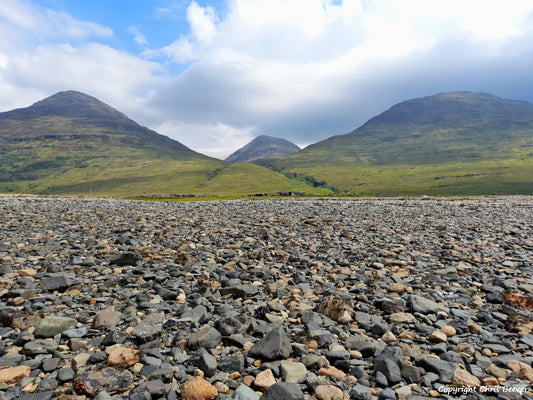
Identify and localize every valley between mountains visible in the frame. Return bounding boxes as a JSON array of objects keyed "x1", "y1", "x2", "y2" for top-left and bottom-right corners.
[{"x1": 0, "y1": 91, "x2": 532, "y2": 197}]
